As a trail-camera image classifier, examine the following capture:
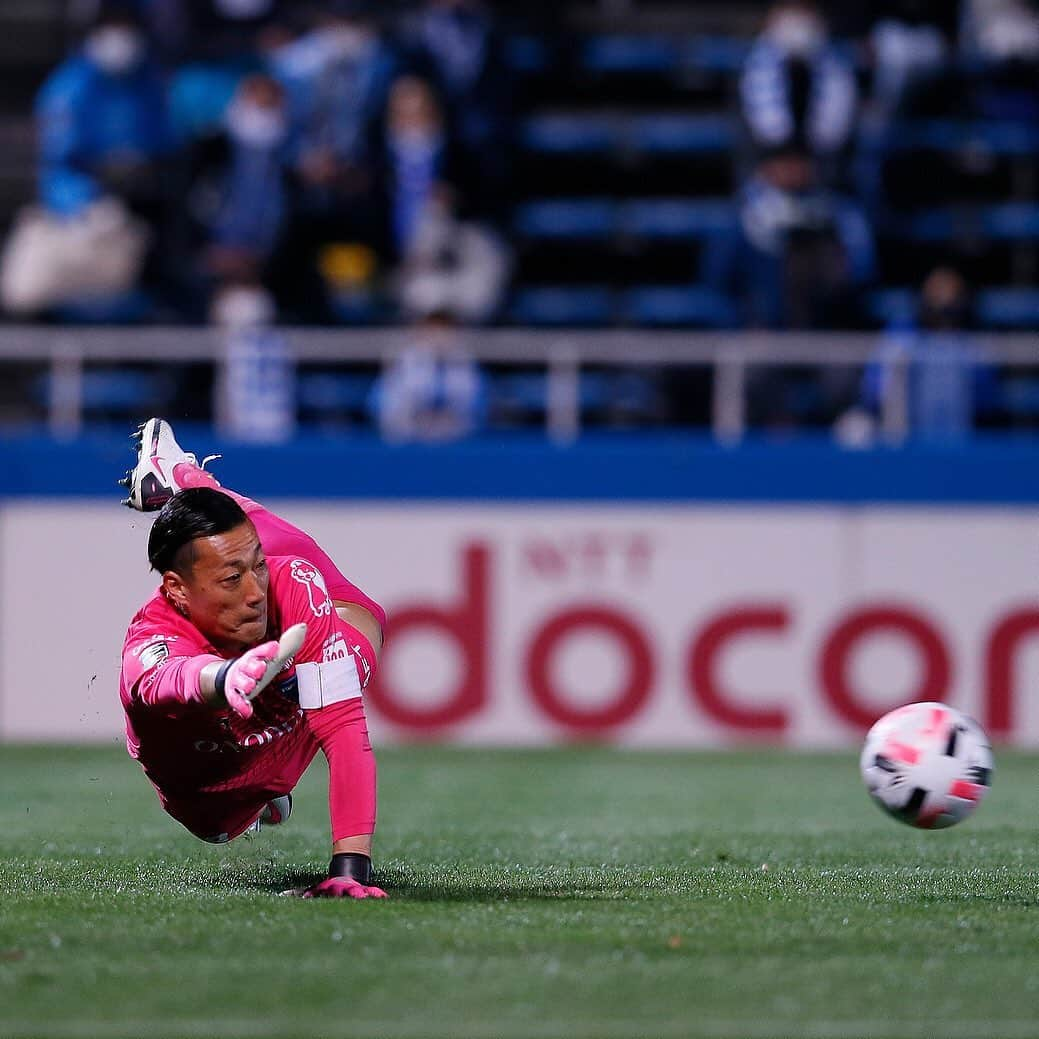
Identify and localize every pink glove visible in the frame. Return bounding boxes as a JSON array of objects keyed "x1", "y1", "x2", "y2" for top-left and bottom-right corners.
[
  {"x1": 302, "y1": 877, "x2": 388, "y2": 899},
  {"x1": 216, "y1": 640, "x2": 279, "y2": 719}
]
